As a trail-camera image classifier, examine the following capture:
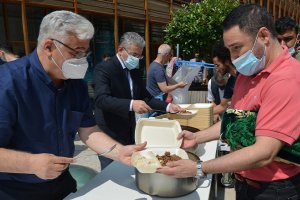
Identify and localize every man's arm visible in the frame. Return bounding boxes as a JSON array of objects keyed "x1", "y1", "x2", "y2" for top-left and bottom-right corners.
[
  {"x1": 0, "y1": 148, "x2": 74, "y2": 180},
  {"x1": 202, "y1": 136, "x2": 284, "y2": 174},
  {"x1": 213, "y1": 98, "x2": 230, "y2": 115},
  {"x1": 78, "y1": 125, "x2": 146, "y2": 165},
  {"x1": 79, "y1": 126, "x2": 122, "y2": 161},
  {"x1": 157, "y1": 81, "x2": 187, "y2": 94},
  {"x1": 158, "y1": 136, "x2": 284, "y2": 177},
  {"x1": 0, "y1": 148, "x2": 37, "y2": 174},
  {"x1": 195, "y1": 121, "x2": 221, "y2": 143}
]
